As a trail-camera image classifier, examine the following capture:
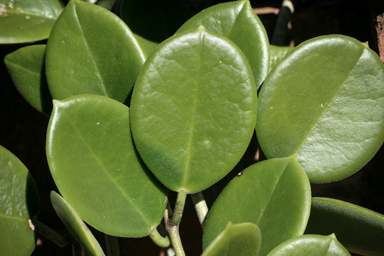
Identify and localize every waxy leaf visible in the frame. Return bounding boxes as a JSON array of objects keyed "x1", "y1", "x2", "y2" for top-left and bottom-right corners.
[
  {"x1": 177, "y1": 0, "x2": 269, "y2": 89},
  {"x1": 202, "y1": 222, "x2": 261, "y2": 256},
  {"x1": 267, "y1": 234, "x2": 350, "y2": 256},
  {"x1": 45, "y1": 0, "x2": 145, "y2": 104},
  {"x1": 130, "y1": 27, "x2": 257, "y2": 193},
  {"x1": 203, "y1": 155, "x2": 311, "y2": 256},
  {"x1": 0, "y1": 145, "x2": 40, "y2": 256},
  {"x1": 269, "y1": 45, "x2": 294, "y2": 71},
  {"x1": 46, "y1": 95, "x2": 167, "y2": 237},
  {"x1": 120, "y1": 0, "x2": 193, "y2": 57},
  {"x1": 0, "y1": 0, "x2": 62, "y2": 44},
  {"x1": 4, "y1": 45, "x2": 52, "y2": 114},
  {"x1": 50, "y1": 191, "x2": 105, "y2": 256},
  {"x1": 257, "y1": 35, "x2": 384, "y2": 183},
  {"x1": 305, "y1": 197, "x2": 384, "y2": 256}
]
